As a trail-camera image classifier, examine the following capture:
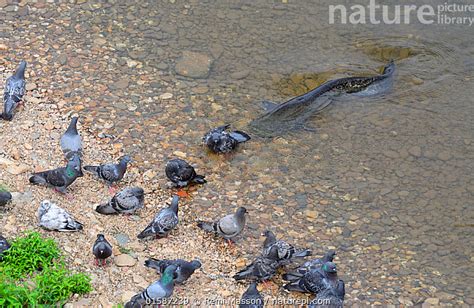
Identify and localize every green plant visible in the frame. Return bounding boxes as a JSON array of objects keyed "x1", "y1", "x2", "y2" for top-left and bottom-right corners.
[
  {"x1": 0, "y1": 183, "x2": 8, "y2": 192},
  {"x1": 1, "y1": 231, "x2": 60, "y2": 279},
  {"x1": 0, "y1": 231, "x2": 92, "y2": 306}
]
